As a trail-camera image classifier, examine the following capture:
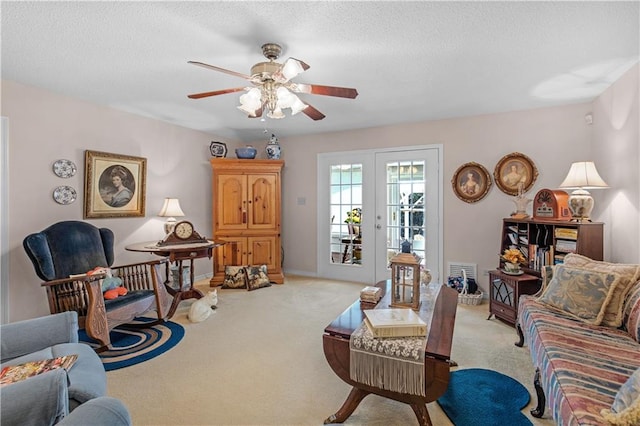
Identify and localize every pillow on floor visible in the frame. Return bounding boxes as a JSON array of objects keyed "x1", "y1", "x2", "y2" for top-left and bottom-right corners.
[
  {"x1": 563, "y1": 254, "x2": 640, "y2": 327},
  {"x1": 222, "y1": 266, "x2": 247, "y2": 289},
  {"x1": 245, "y1": 265, "x2": 271, "y2": 291},
  {"x1": 601, "y1": 367, "x2": 640, "y2": 425},
  {"x1": 537, "y1": 264, "x2": 623, "y2": 325}
]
